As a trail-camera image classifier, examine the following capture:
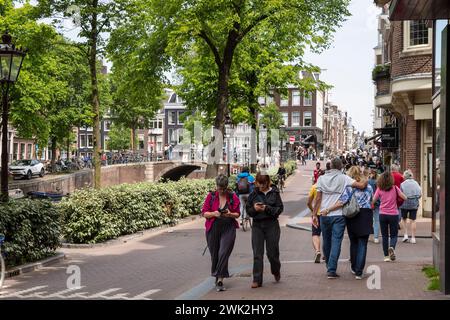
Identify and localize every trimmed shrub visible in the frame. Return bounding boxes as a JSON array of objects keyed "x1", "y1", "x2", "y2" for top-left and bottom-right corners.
[
  {"x1": 59, "y1": 178, "x2": 215, "y2": 244},
  {"x1": 0, "y1": 199, "x2": 61, "y2": 268}
]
